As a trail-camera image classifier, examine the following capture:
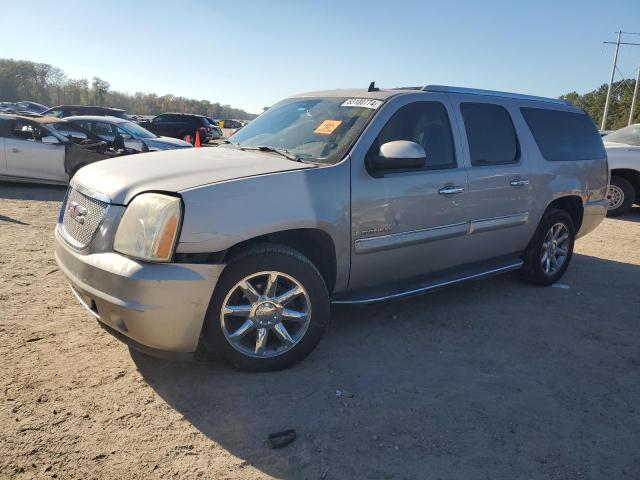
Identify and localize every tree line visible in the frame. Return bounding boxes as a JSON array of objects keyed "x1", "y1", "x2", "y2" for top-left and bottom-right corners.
[
  {"x1": 561, "y1": 79, "x2": 637, "y2": 130},
  {"x1": 2, "y1": 57, "x2": 639, "y2": 129},
  {"x1": 0, "y1": 58, "x2": 257, "y2": 120}
]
